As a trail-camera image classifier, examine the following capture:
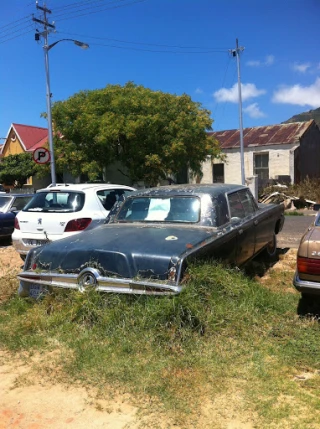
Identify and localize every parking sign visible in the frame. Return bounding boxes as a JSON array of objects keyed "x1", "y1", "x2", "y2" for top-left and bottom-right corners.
[{"x1": 33, "y1": 147, "x2": 50, "y2": 164}]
